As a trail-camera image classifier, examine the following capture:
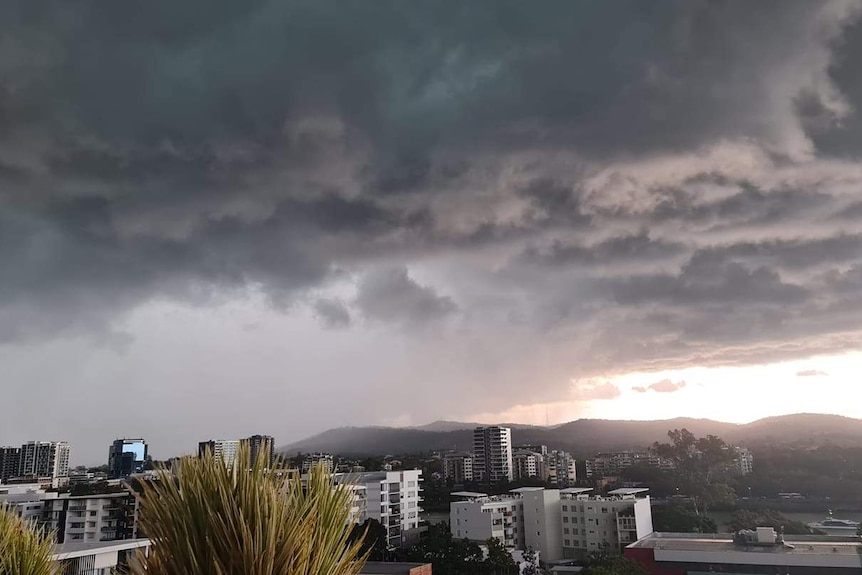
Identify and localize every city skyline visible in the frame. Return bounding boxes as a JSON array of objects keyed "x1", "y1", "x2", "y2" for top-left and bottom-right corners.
[{"x1": 3, "y1": 1, "x2": 862, "y2": 464}]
